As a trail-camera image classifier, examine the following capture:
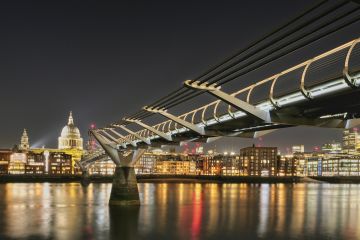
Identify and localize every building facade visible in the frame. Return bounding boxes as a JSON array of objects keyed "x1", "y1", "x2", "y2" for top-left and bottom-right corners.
[
  {"x1": 239, "y1": 146, "x2": 278, "y2": 176},
  {"x1": 88, "y1": 159, "x2": 116, "y2": 175},
  {"x1": 8, "y1": 151, "x2": 27, "y2": 174},
  {"x1": 292, "y1": 145, "x2": 304, "y2": 154},
  {"x1": 135, "y1": 153, "x2": 157, "y2": 174},
  {"x1": 278, "y1": 155, "x2": 297, "y2": 176},
  {"x1": 25, "y1": 152, "x2": 45, "y2": 174},
  {"x1": 221, "y1": 154, "x2": 240, "y2": 176},
  {"x1": 156, "y1": 159, "x2": 196, "y2": 175},
  {"x1": 0, "y1": 149, "x2": 11, "y2": 174},
  {"x1": 48, "y1": 152, "x2": 72, "y2": 175},
  {"x1": 342, "y1": 128, "x2": 360, "y2": 154}
]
